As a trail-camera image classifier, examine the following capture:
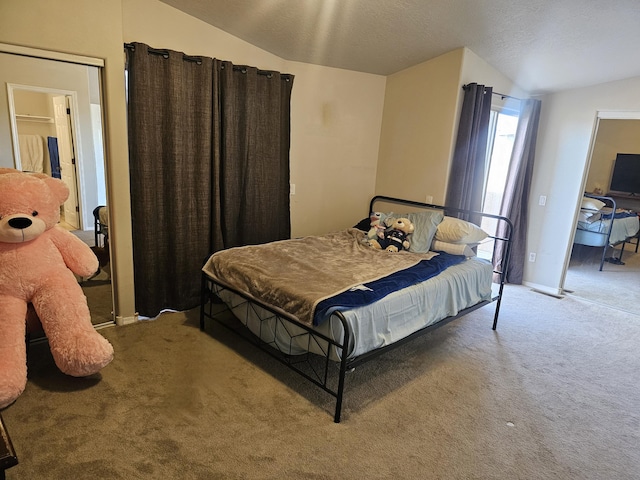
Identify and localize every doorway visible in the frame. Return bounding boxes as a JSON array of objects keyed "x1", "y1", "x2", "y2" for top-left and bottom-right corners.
[
  {"x1": 9, "y1": 87, "x2": 85, "y2": 229},
  {"x1": 562, "y1": 111, "x2": 640, "y2": 314}
]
